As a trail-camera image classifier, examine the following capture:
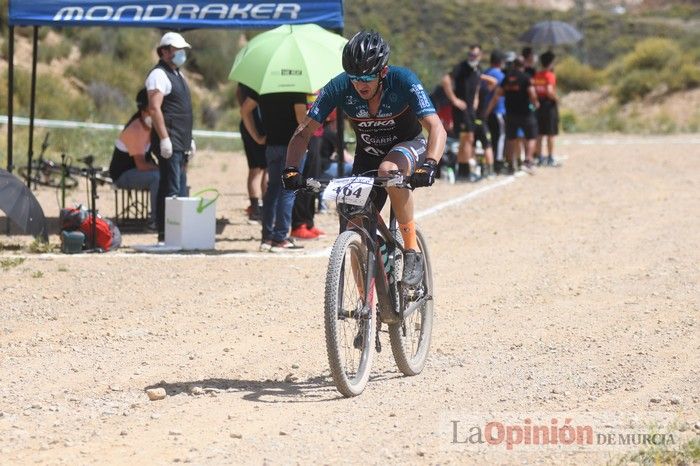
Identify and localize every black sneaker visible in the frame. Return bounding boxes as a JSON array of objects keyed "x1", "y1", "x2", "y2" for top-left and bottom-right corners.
[
  {"x1": 546, "y1": 156, "x2": 561, "y2": 167},
  {"x1": 402, "y1": 249, "x2": 424, "y2": 286}
]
